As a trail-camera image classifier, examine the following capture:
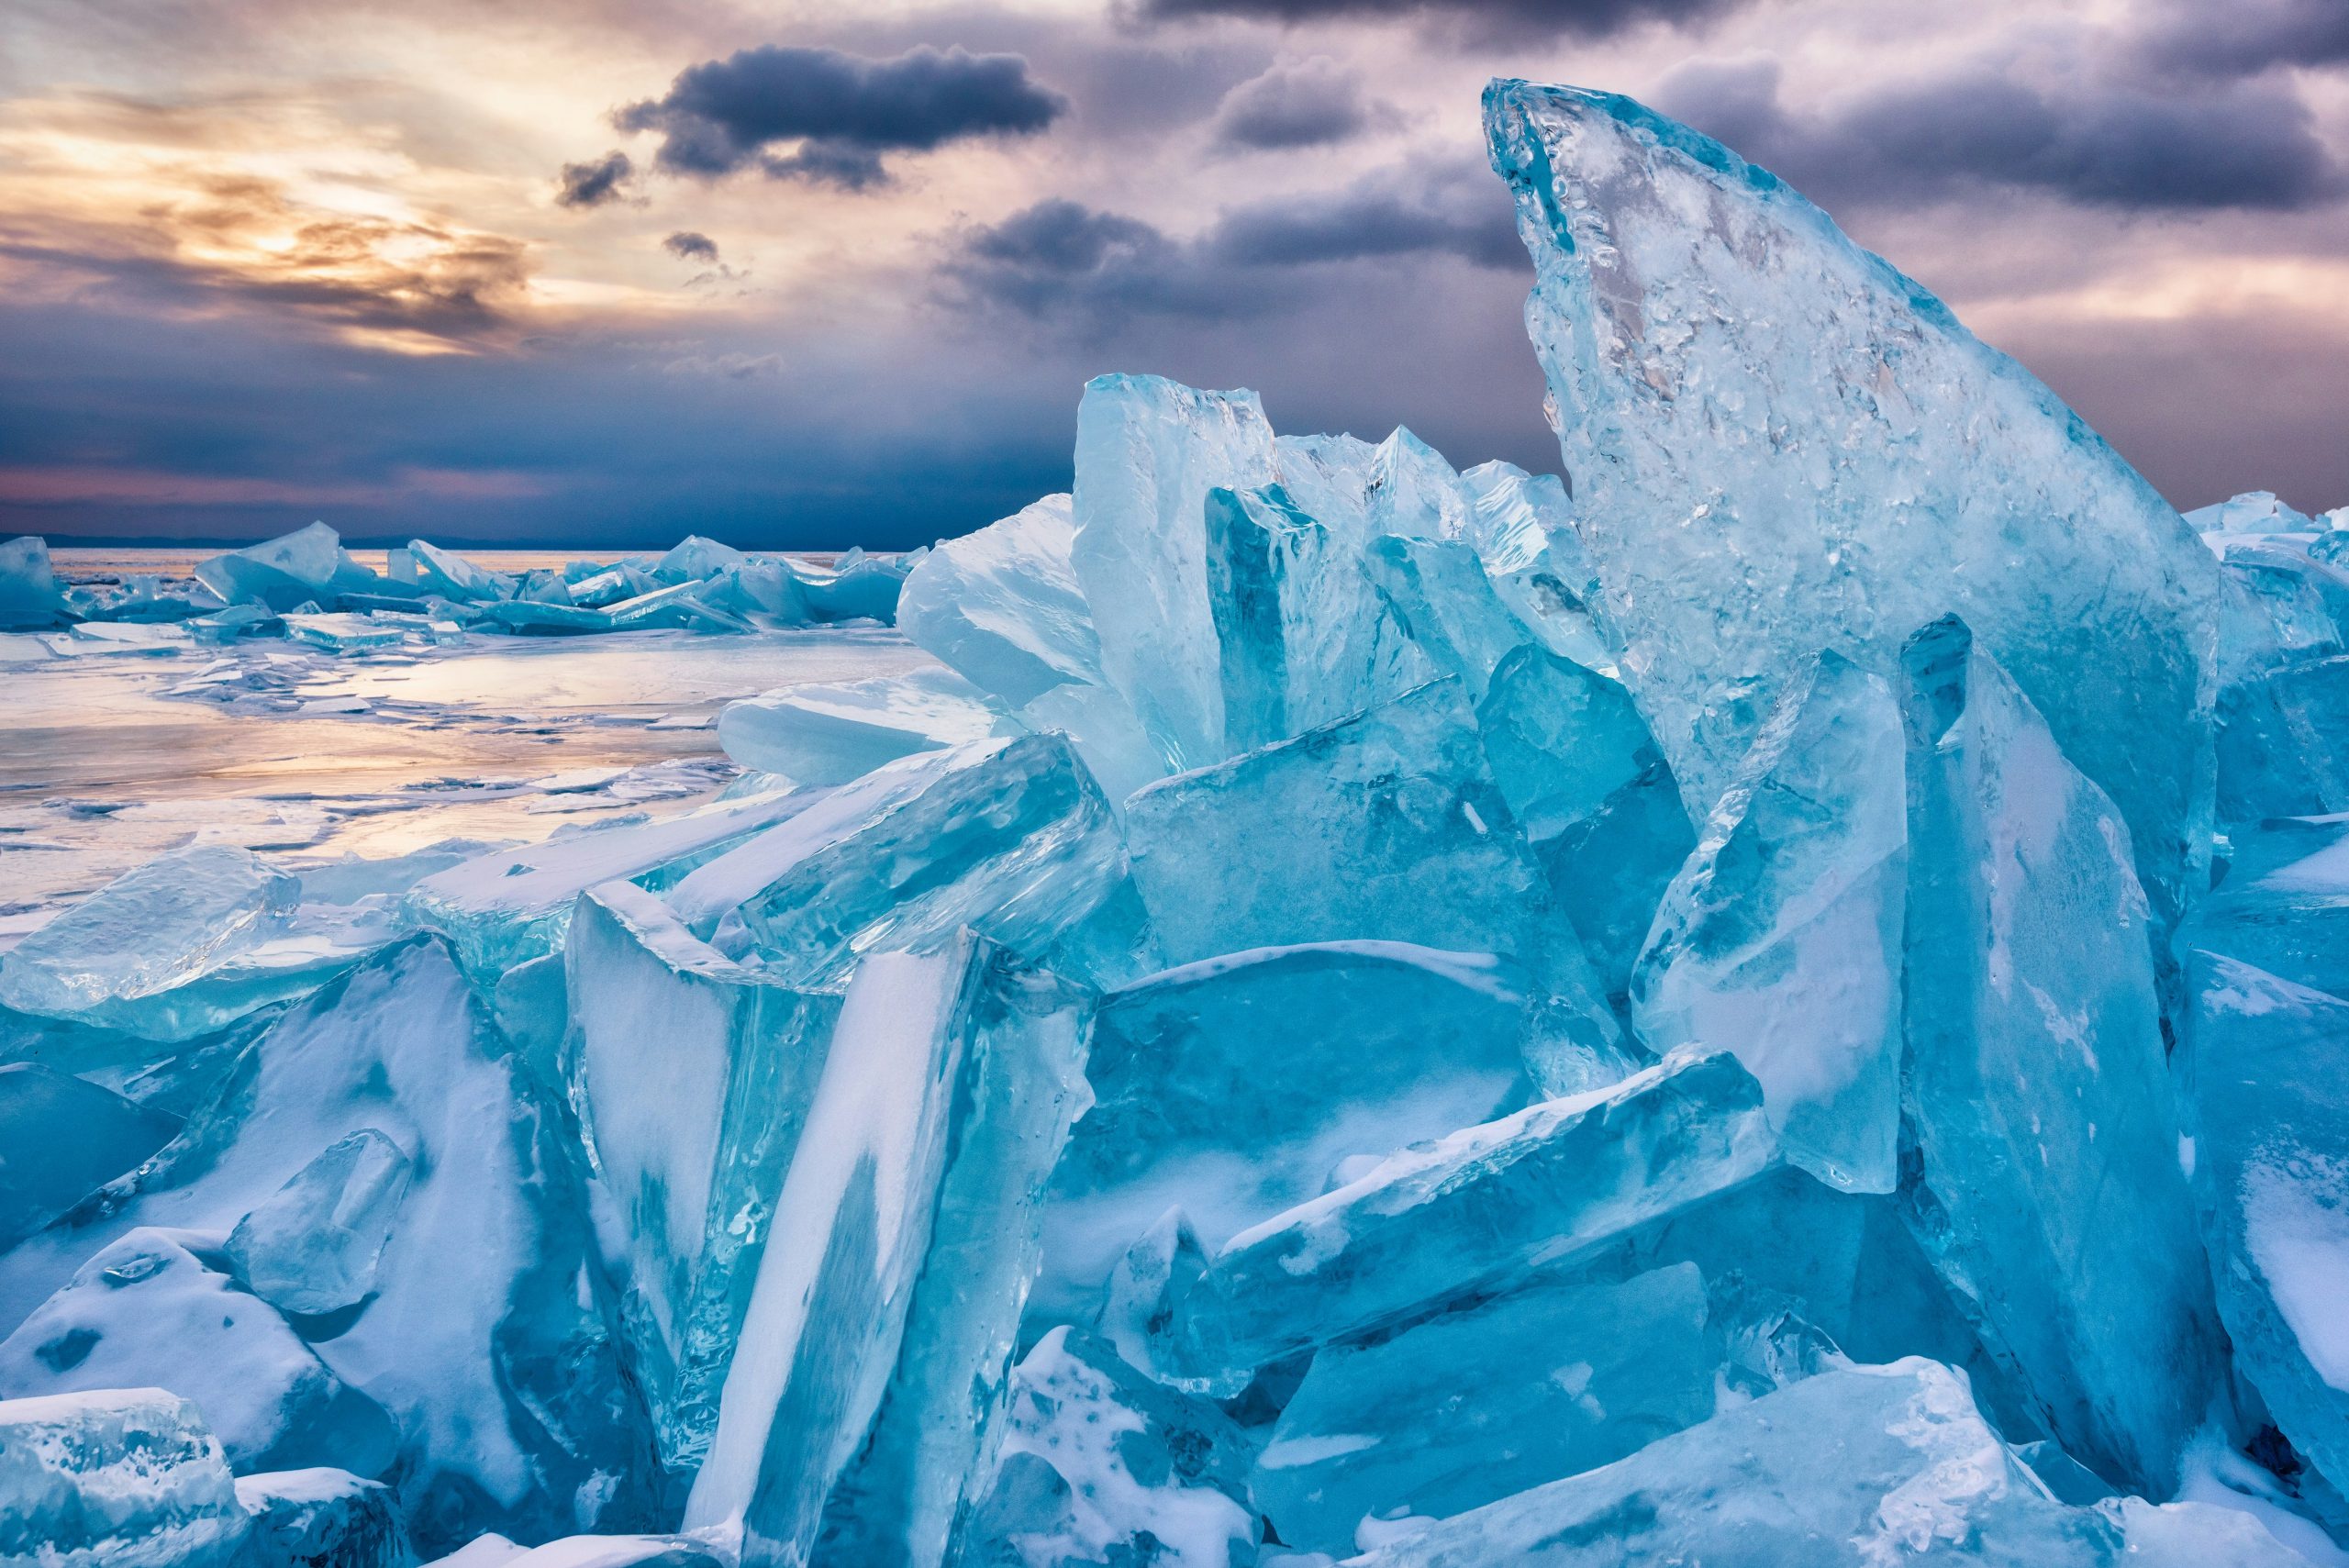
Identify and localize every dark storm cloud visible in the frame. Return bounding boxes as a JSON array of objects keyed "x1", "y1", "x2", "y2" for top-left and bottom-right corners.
[
  {"x1": 943, "y1": 158, "x2": 1514, "y2": 323},
  {"x1": 616, "y1": 44, "x2": 1064, "y2": 189},
  {"x1": 1659, "y1": 57, "x2": 2344, "y2": 212},
  {"x1": 1136, "y1": 0, "x2": 1737, "y2": 42},
  {"x1": 554, "y1": 150, "x2": 635, "y2": 207},
  {"x1": 2135, "y1": 0, "x2": 2349, "y2": 77},
  {"x1": 1210, "y1": 56, "x2": 1379, "y2": 150},
  {"x1": 663, "y1": 231, "x2": 718, "y2": 261}
]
